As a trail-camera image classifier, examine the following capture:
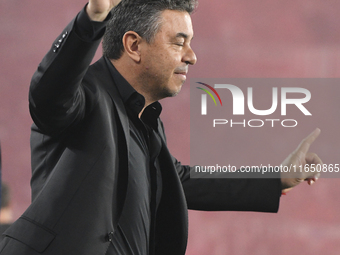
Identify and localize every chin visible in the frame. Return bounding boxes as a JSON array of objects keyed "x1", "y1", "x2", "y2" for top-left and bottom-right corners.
[
  {"x1": 168, "y1": 85, "x2": 183, "y2": 97},
  {"x1": 158, "y1": 89, "x2": 179, "y2": 100},
  {"x1": 158, "y1": 82, "x2": 184, "y2": 99}
]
